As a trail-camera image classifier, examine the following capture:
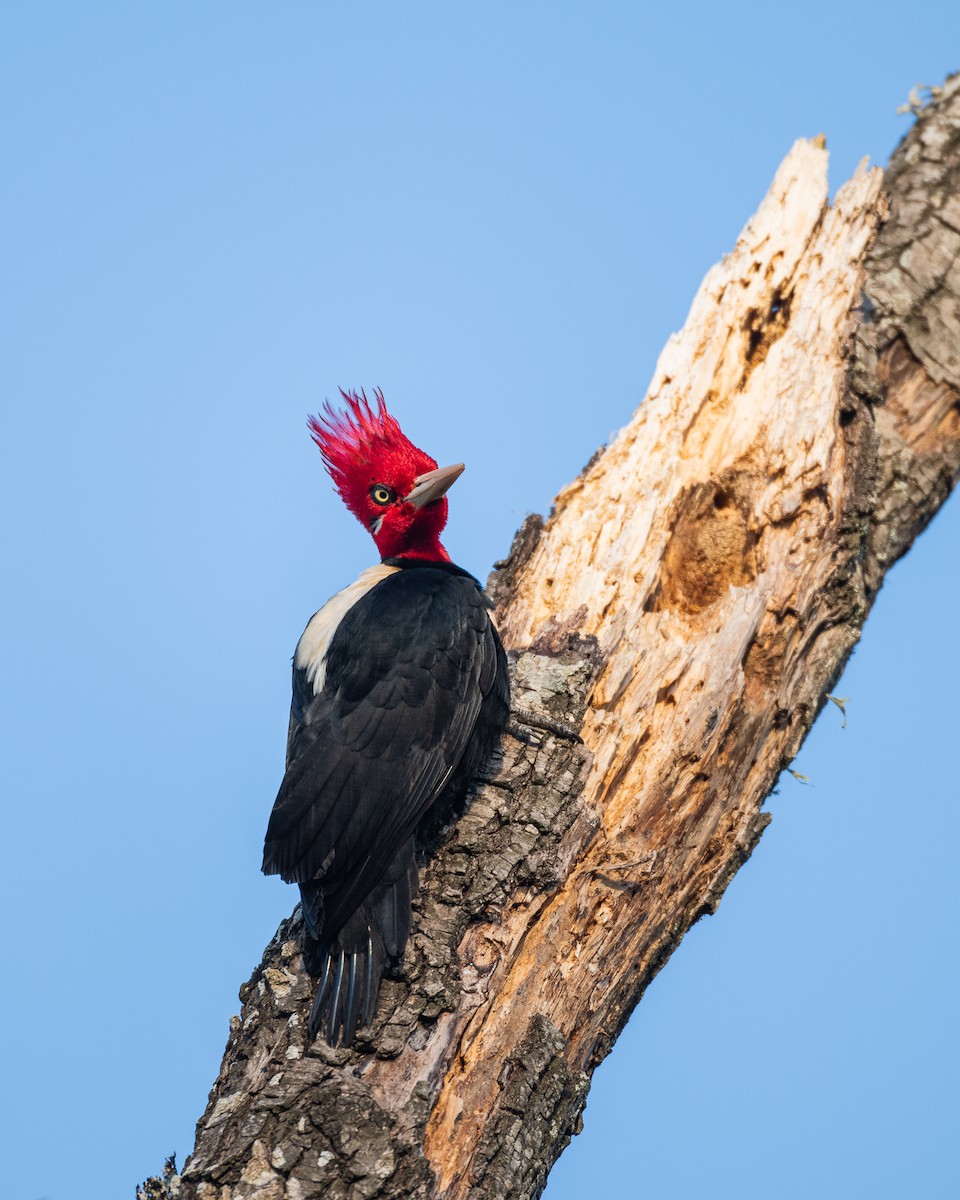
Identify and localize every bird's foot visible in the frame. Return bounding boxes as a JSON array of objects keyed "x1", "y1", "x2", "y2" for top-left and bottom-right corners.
[{"x1": 508, "y1": 706, "x2": 583, "y2": 744}]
